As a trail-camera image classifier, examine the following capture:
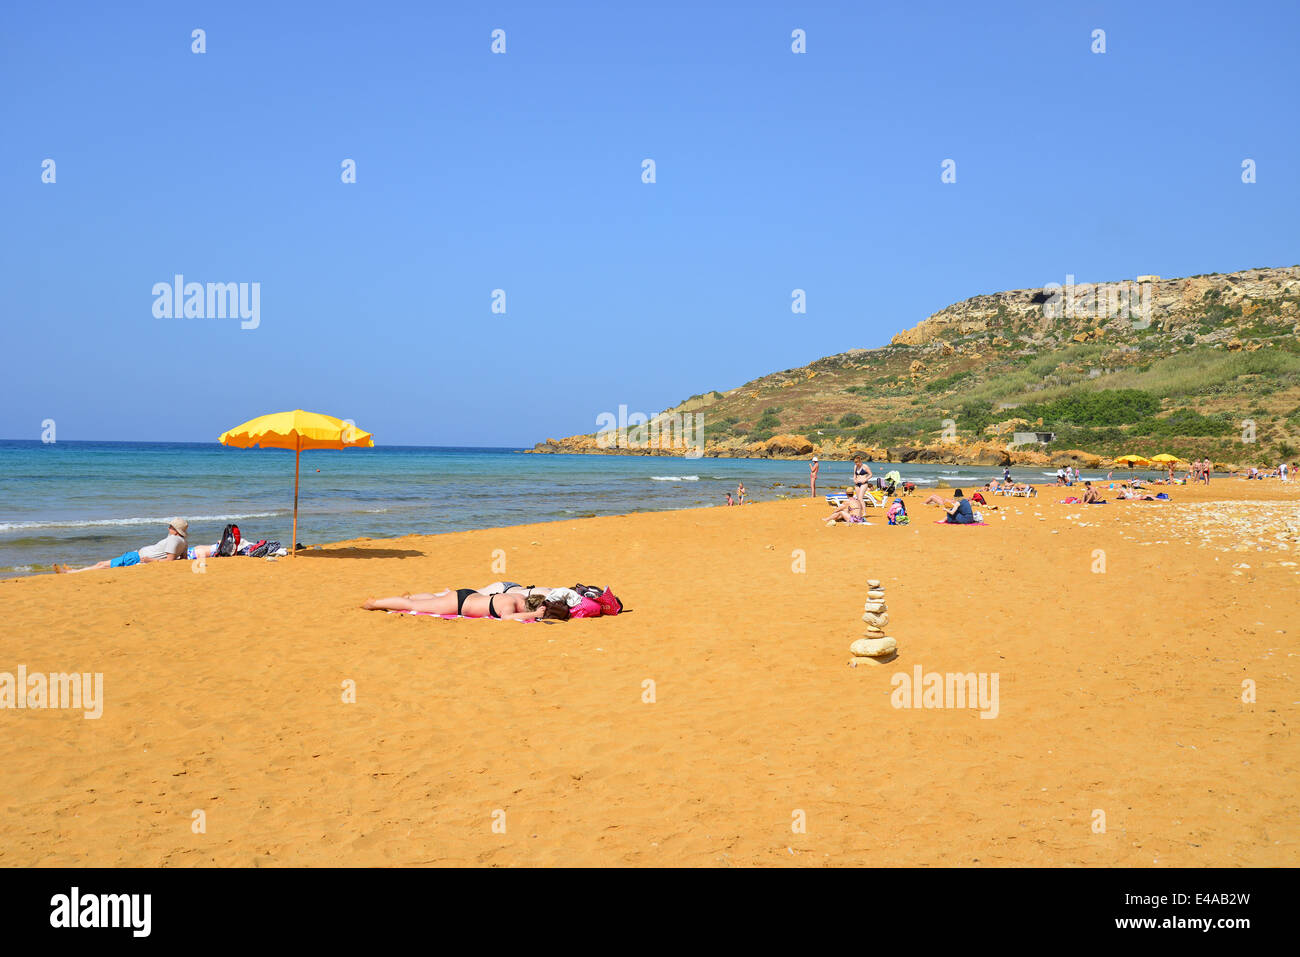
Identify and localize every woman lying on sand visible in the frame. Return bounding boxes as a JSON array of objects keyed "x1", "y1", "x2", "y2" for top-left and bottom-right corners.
[
  {"x1": 362, "y1": 589, "x2": 571, "y2": 620},
  {"x1": 1116, "y1": 489, "x2": 1165, "y2": 501}
]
